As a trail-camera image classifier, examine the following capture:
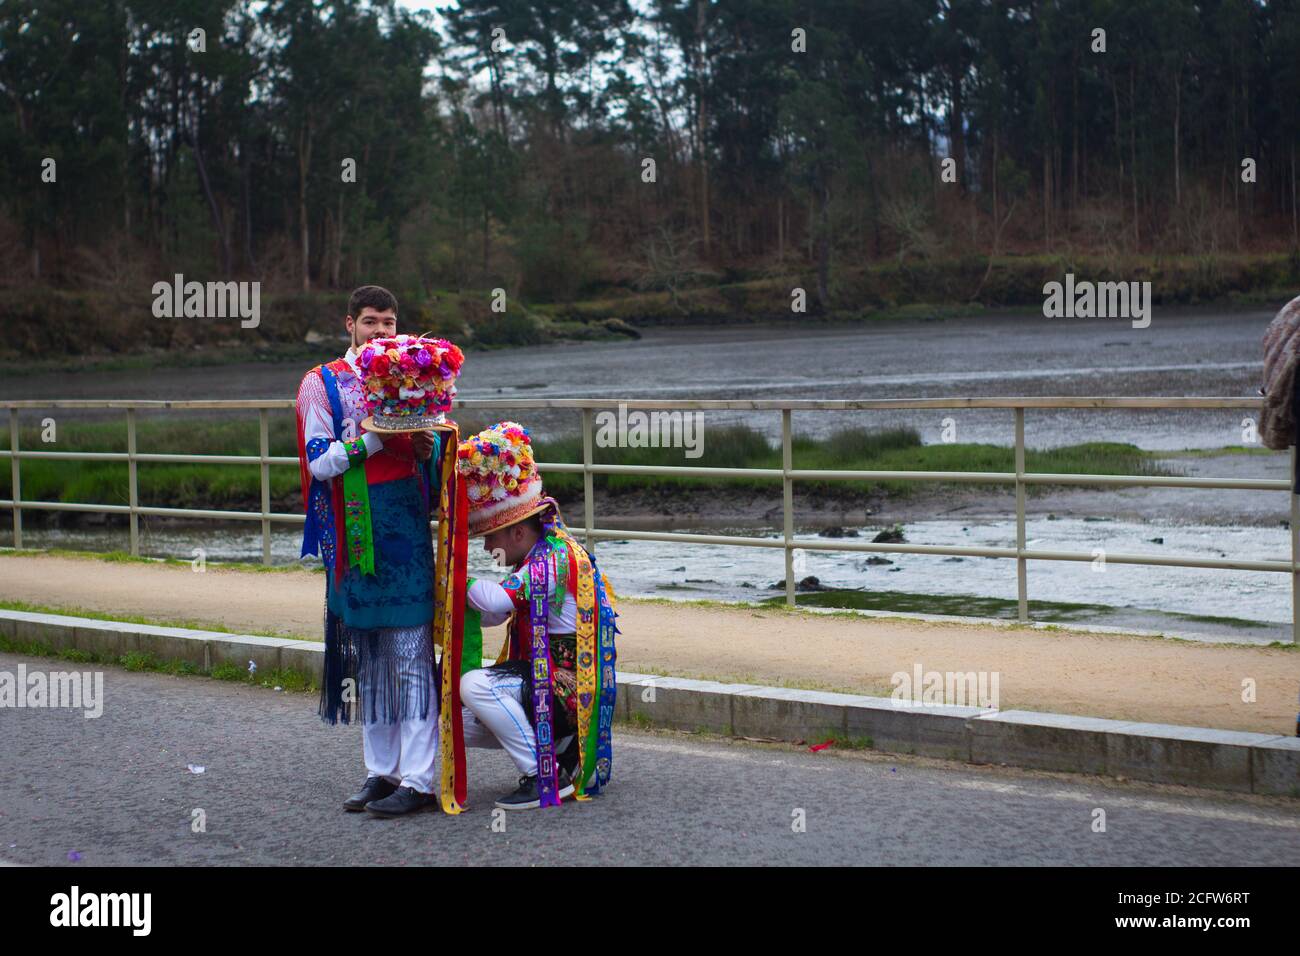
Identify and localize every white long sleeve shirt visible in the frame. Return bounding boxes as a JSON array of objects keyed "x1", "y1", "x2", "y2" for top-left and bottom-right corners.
[
  {"x1": 296, "y1": 348, "x2": 384, "y2": 482},
  {"x1": 467, "y1": 552, "x2": 578, "y2": 633}
]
